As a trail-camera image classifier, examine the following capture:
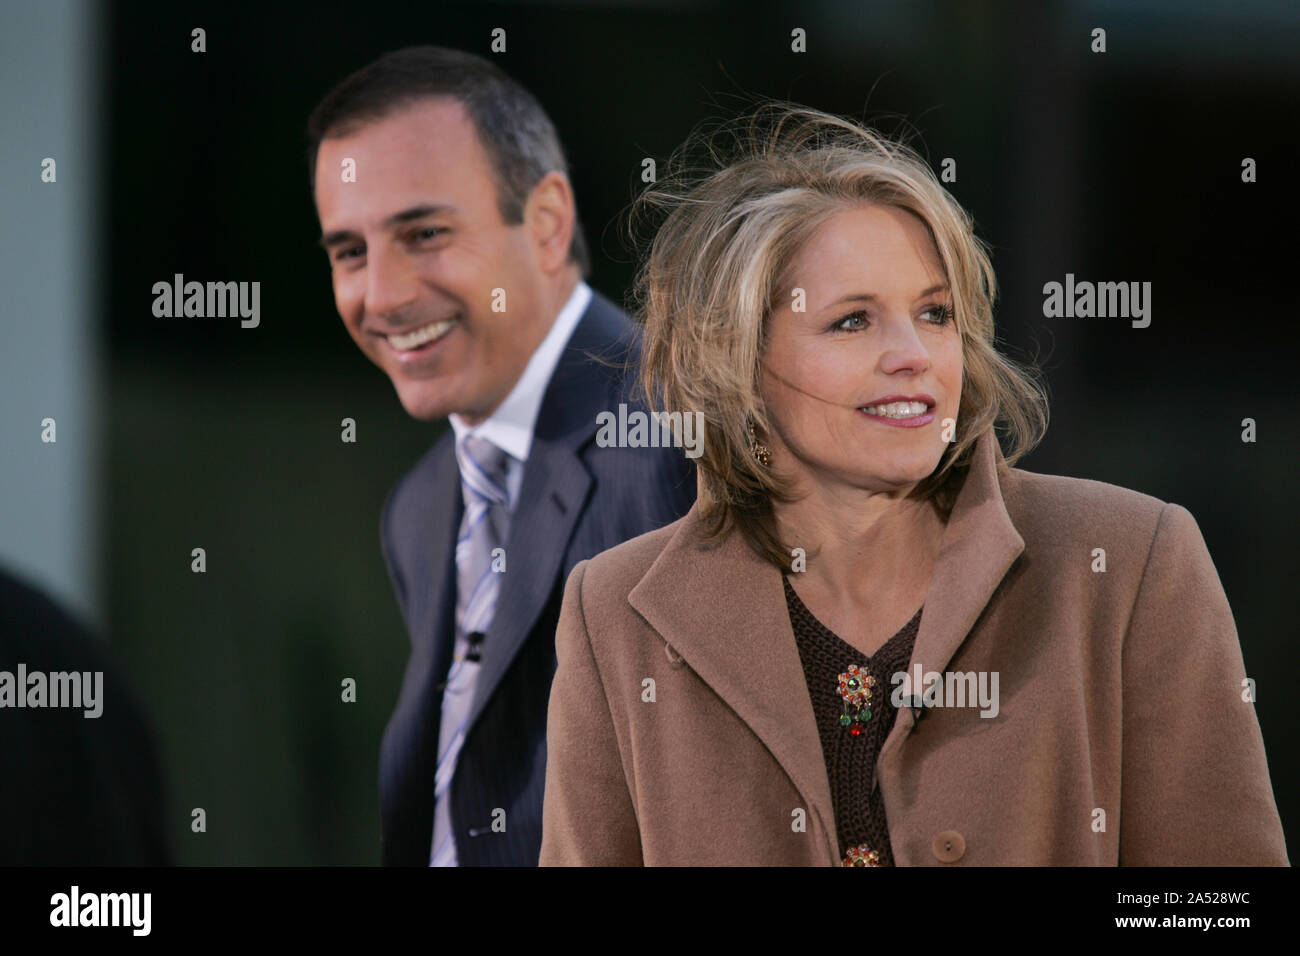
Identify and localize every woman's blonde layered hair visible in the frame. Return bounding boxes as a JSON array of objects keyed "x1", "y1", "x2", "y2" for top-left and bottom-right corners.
[{"x1": 627, "y1": 101, "x2": 1049, "y2": 569}]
